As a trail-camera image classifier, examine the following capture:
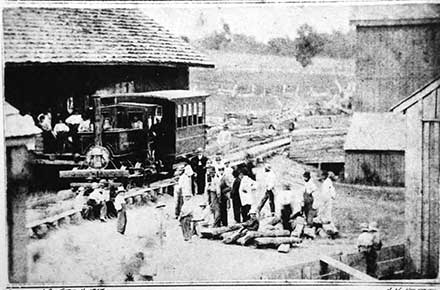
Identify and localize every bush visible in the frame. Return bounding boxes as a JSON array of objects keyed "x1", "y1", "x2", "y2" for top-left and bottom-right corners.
[{"x1": 360, "y1": 162, "x2": 381, "y2": 185}]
